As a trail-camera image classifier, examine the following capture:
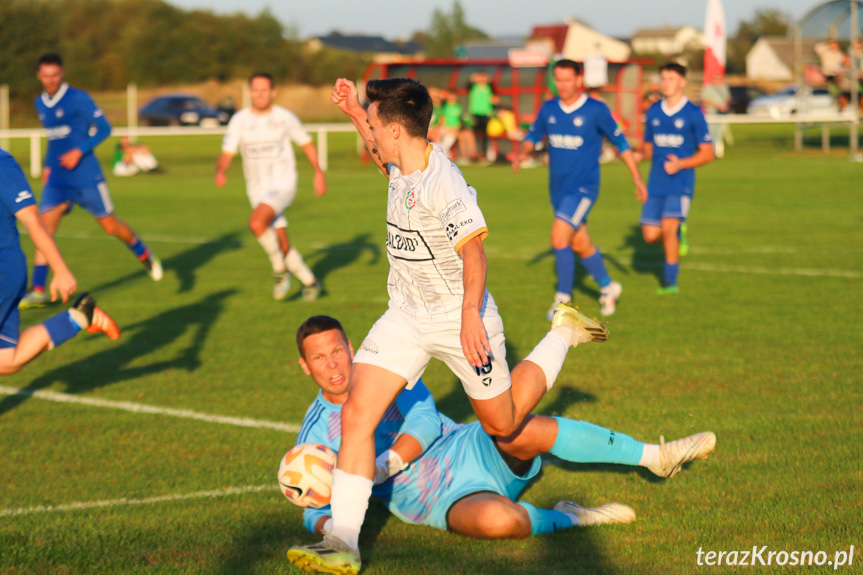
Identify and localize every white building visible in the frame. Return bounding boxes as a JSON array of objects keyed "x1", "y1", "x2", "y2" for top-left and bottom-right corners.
[
  {"x1": 746, "y1": 37, "x2": 817, "y2": 81},
  {"x1": 530, "y1": 19, "x2": 631, "y2": 62},
  {"x1": 631, "y1": 26, "x2": 704, "y2": 56}
]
